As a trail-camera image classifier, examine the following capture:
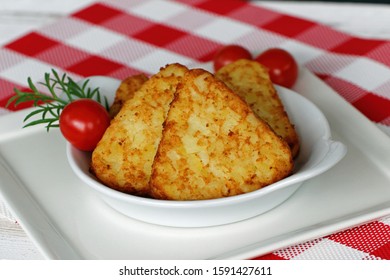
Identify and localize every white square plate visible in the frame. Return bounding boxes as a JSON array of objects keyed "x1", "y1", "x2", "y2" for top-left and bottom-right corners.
[{"x1": 0, "y1": 68, "x2": 389, "y2": 259}]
